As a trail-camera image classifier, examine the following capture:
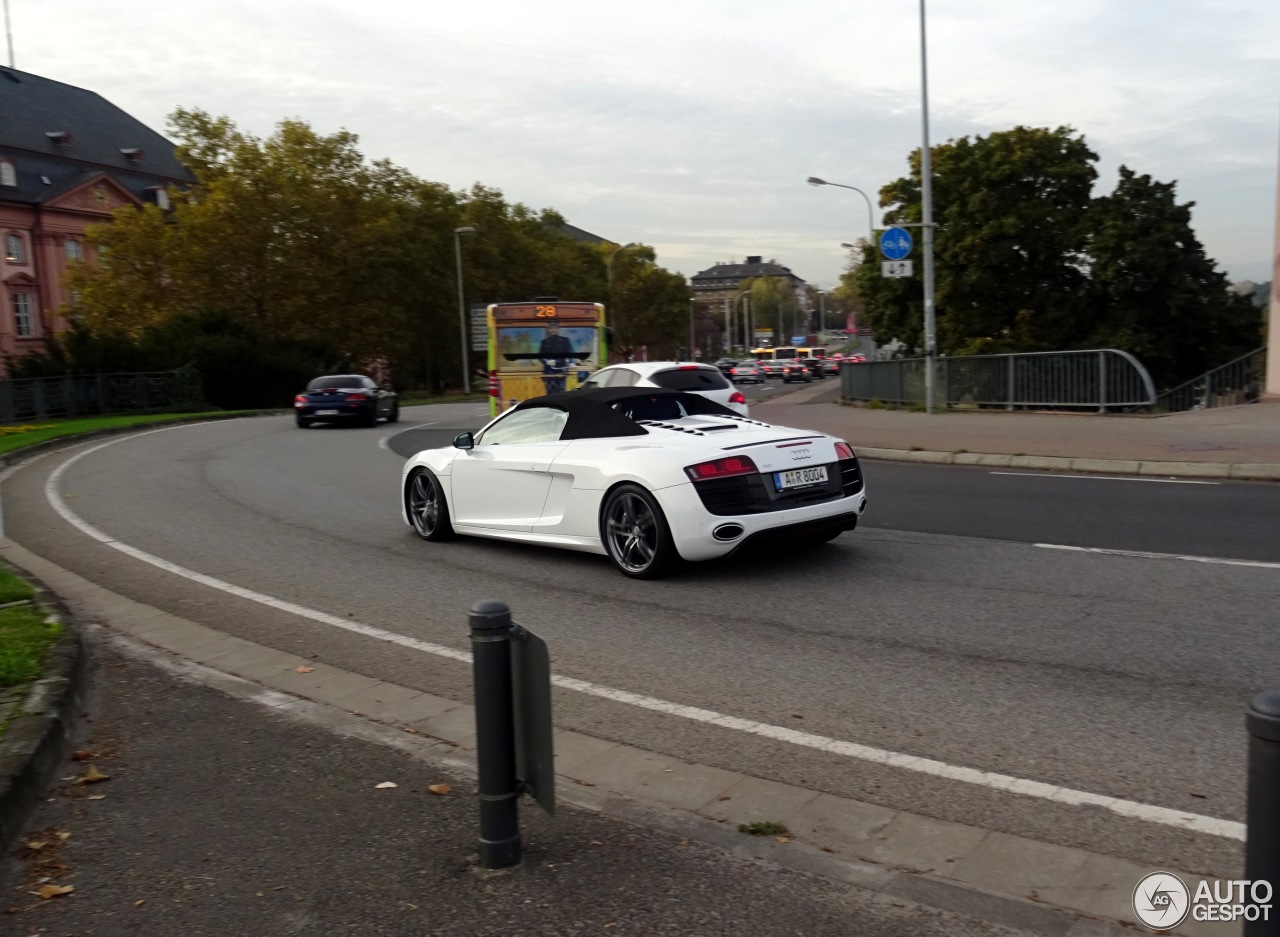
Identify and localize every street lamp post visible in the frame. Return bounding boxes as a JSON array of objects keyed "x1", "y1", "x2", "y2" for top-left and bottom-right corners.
[
  {"x1": 606, "y1": 242, "x2": 639, "y2": 290},
  {"x1": 454, "y1": 225, "x2": 476, "y2": 394},
  {"x1": 807, "y1": 177, "x2": 875, "y2": 248},
  {"x1": 688, "y1": 296, "x2": 697, "y2": 360},
  {"x1": 816, "y1": 290, "x2": 826, "y2": 334},
  {"x1": 918, "y1": 0, "x2": 938, "y2": 413}
]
